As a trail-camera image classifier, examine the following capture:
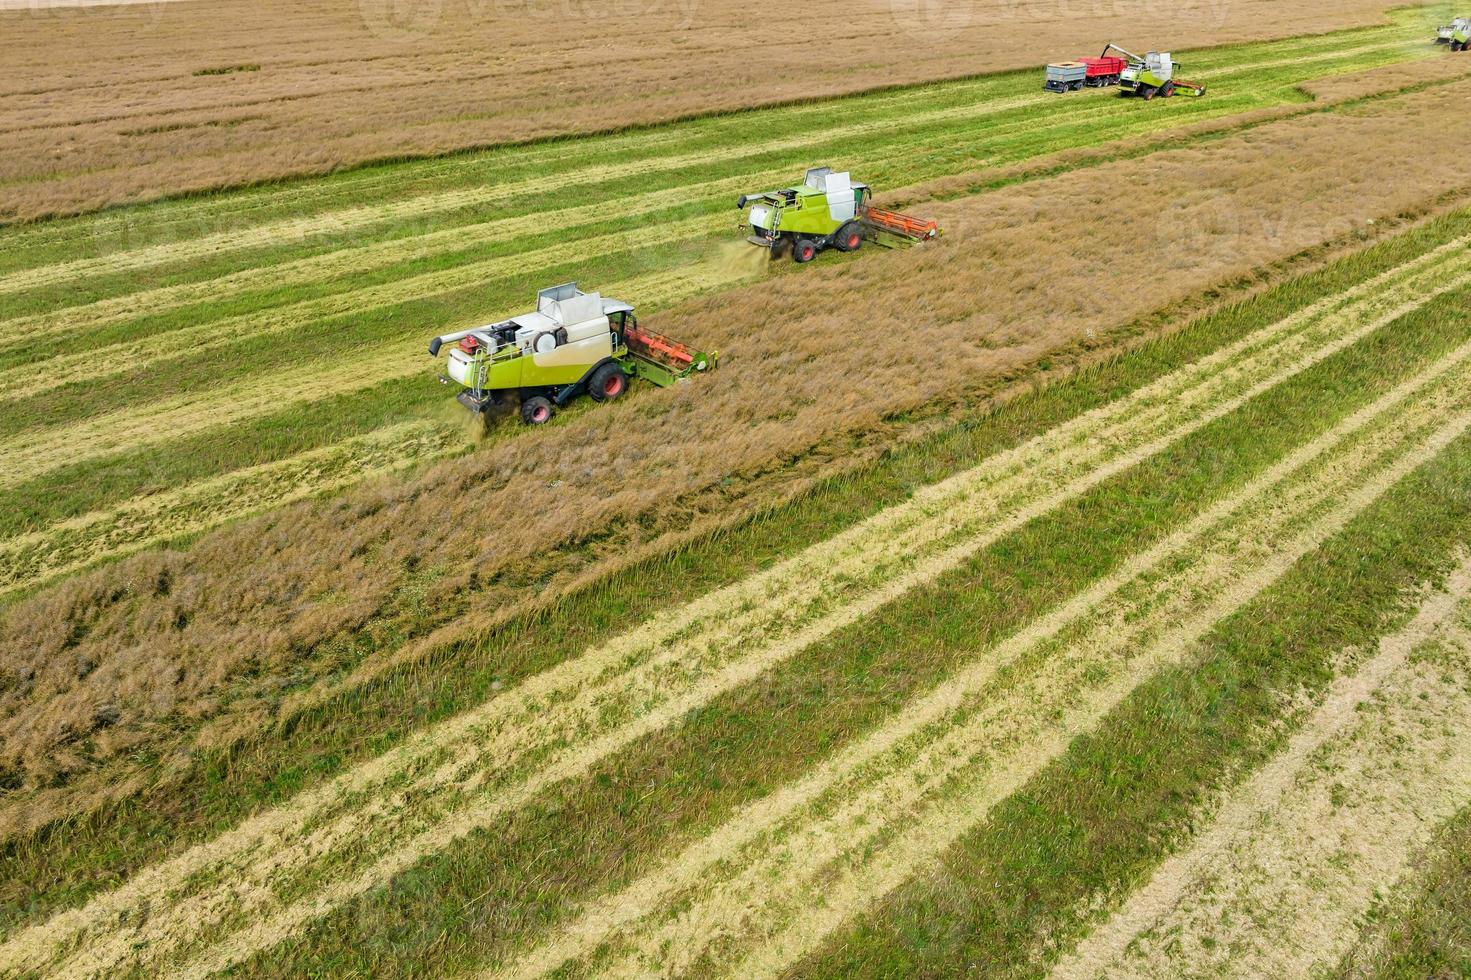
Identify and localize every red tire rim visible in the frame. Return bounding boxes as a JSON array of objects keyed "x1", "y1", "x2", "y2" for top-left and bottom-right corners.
[
  {"x1": 603, "y1": 374, "x2": 625, "y2": 397},
  {"x1": 800, "y1": 245, "x2": 815, "y2": 260},
  {"x1": 532, "y1": 405, "x2": 550, "y2": 422},
  {"x1": 846, "y1": 232, "x2": 861, "y2": 249}
]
